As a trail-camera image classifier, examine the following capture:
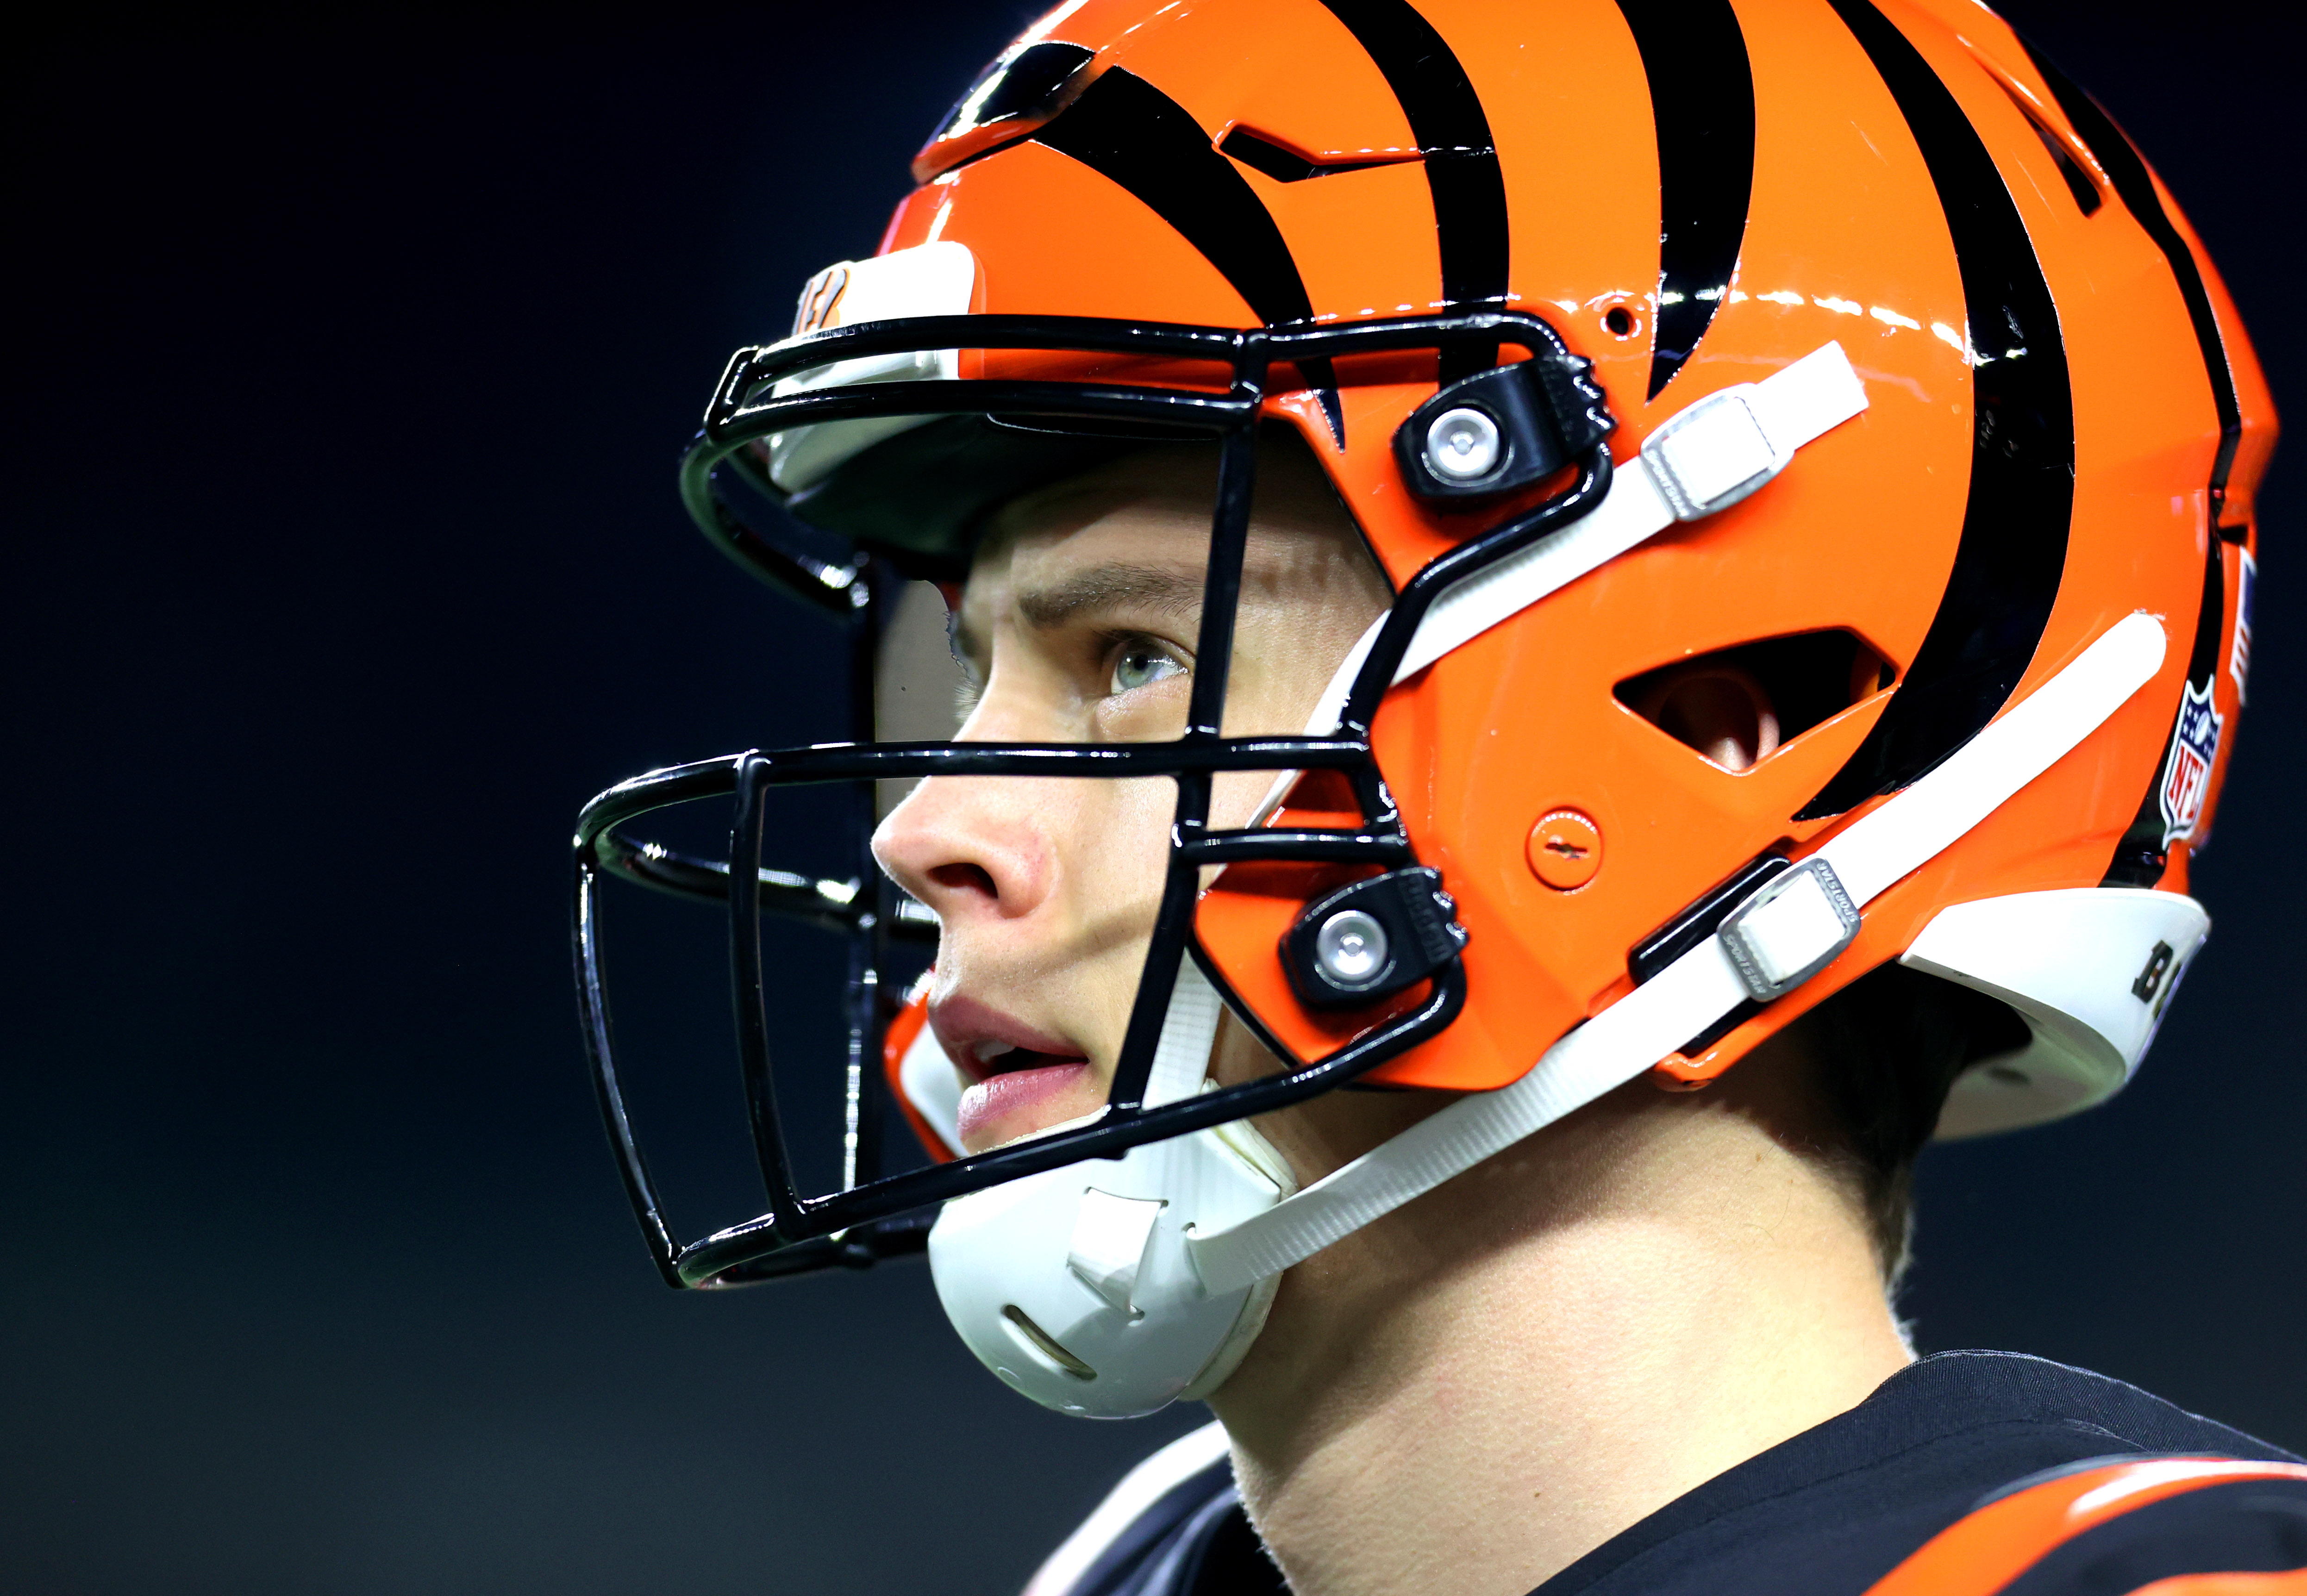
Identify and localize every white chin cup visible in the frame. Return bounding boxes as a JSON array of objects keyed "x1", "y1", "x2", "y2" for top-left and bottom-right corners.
[
  {"x1": 924, "y1": 959, "x2": 1293, "y2": 1418},
  {"x1": 928, "y1": 1122, "x2": 1288, "y2": 1418}
]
